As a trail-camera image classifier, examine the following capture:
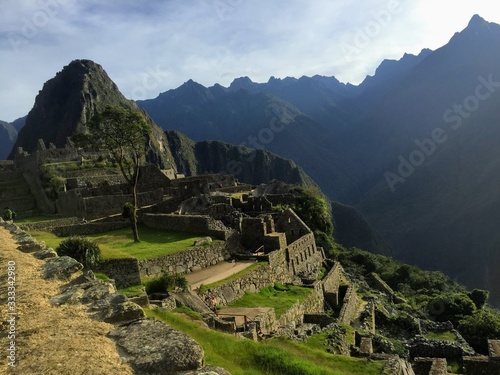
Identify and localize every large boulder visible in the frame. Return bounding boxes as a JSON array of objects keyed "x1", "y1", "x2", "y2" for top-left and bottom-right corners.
[
  {"x1": 42, "y1": 256, "x2": 83, "y2": 280},
  {"x1": 90, "y1": 294, "x2": 145, "y2": 324},
  {"x1": 34, "y1": 248, "x2": 58, "y2": 259},
  {"x1": 109, "y1": 318, "x2": 205, "y2": 374}
]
